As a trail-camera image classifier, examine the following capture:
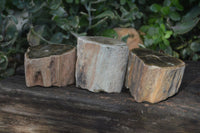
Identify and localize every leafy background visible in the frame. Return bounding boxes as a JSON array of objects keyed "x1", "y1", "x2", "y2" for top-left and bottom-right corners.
[{"x1": 0, "y1": 0, "x2": 200, "y2": 79}]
